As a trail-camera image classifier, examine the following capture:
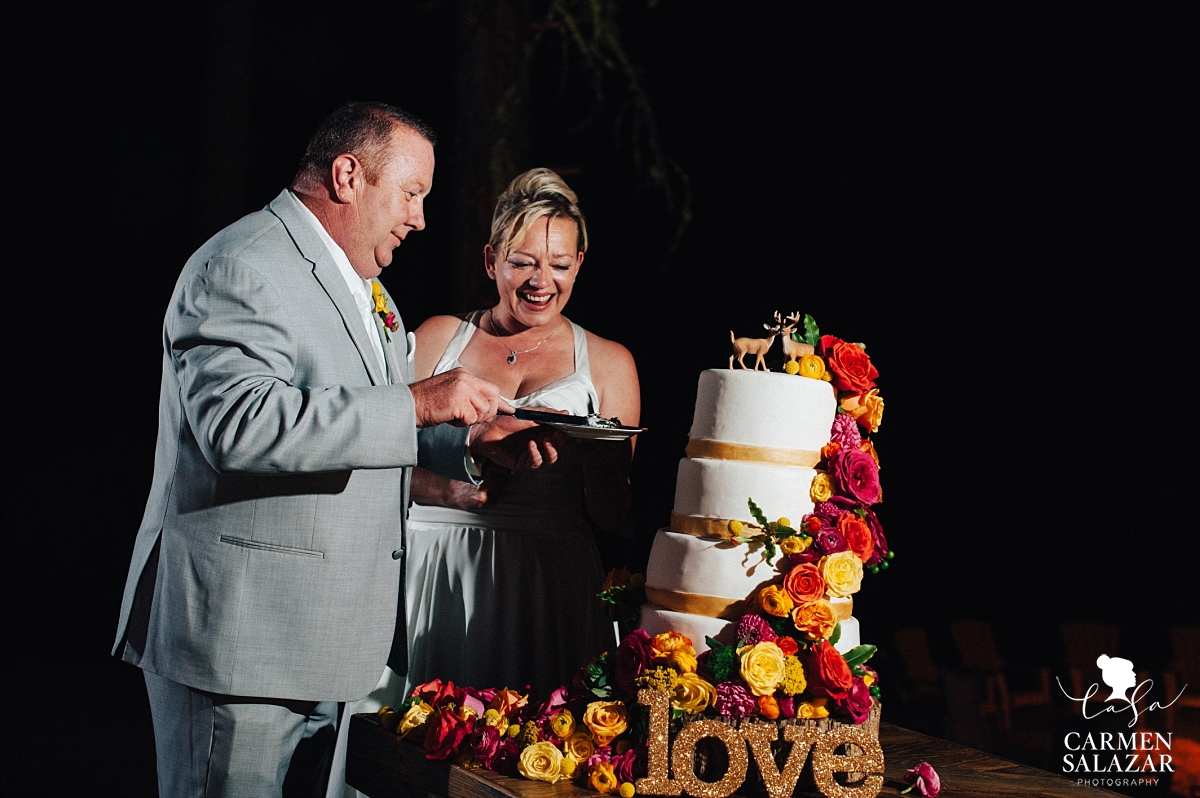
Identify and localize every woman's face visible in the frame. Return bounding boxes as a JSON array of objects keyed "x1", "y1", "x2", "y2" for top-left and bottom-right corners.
[{"x1": 487, "y1": 215, "x2": 584, "y2": 331}]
